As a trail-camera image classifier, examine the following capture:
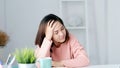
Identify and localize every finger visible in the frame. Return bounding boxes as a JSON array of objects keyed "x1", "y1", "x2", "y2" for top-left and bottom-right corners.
[
  {"x1": 49, "y1": 20, "x2": 55, "y2": 27},
  {"x1": 52, "y1": 61, "x2": 54, "y2": 66},
  {"x1": 47, "y1": 20, "x2": 52, "y2": 26},
  {"x1": 52, "y1": 21, "x2": 58, "y2": 29}
]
